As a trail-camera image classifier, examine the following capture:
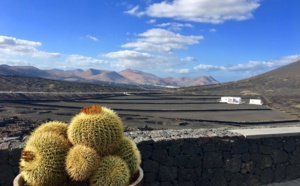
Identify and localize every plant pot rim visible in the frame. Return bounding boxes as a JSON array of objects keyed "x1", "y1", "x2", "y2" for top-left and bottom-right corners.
[
  {"x1": 129, "y1": 167, "x2": 144, "y2": 186},
  {"x1": 14, "y1": 167, "x2": 143, "y2": 186}
]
